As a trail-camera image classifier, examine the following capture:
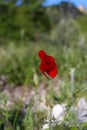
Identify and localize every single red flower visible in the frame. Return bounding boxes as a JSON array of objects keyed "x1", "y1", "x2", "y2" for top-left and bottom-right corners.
[{"x1": 38, "y1": 50, "x2": 58, "y2": 78}]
